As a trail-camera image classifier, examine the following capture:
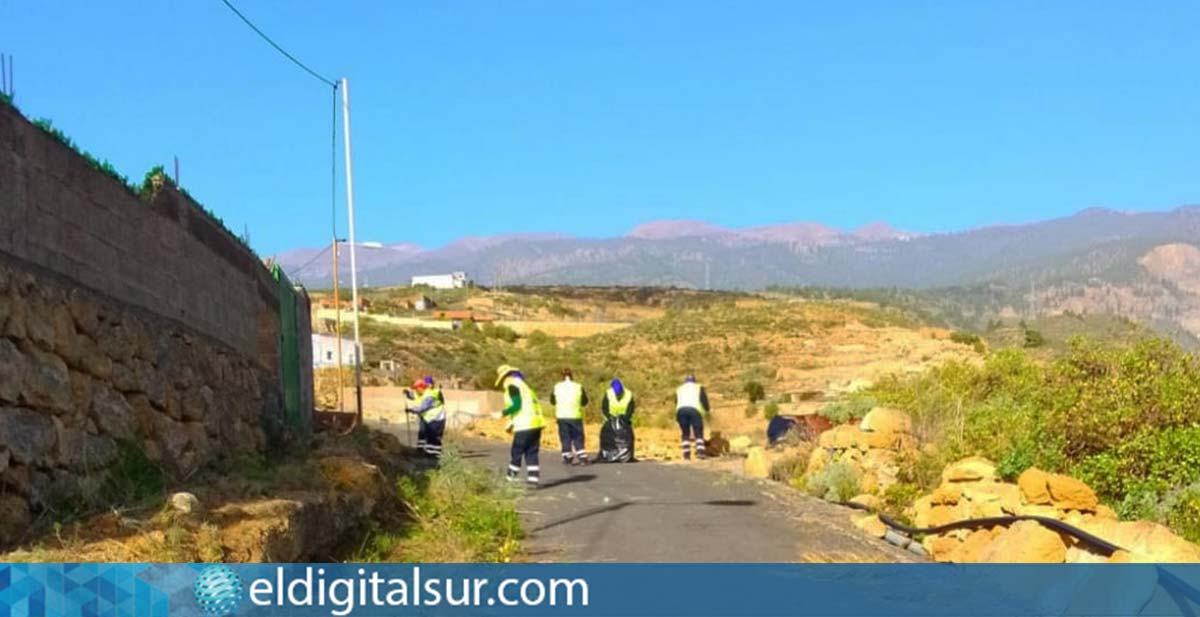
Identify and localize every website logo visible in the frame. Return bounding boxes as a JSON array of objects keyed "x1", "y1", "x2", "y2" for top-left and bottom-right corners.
[{"x1": 194, "y1": 565, "x2": 245, "y2": 616}]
